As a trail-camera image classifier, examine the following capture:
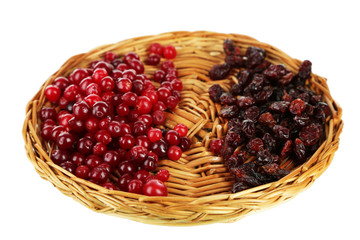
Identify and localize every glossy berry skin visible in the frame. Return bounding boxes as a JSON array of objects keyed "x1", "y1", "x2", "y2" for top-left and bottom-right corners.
[
  {"x1": 39, "y1": 107, "x2": 57, "y2": 121},
  {"x1": 142, "y1": 90, "x2": 158, "y2": 104},
  {"x1": 163, "y1": 45, "x2": 177, "y2": 59},
  {"x1": 44, "y1": 85, "x2": 61, "y2": 102},
  {"x1": 128, "y1": 59, "x2": 144, "y2": 74},
  {"x1": 167, "y1": 146, "x2": 182, "y2": 161},
  {"x1": 165, "y1": 130, "x2": 180, "y2": 146},
  {"x1": 127, "y1": 179, "x2": 143, "y2": 194},
  {"x1": 103, "y1": 150, "x2": 120, "y2": 167},
  {"x1": 145, "y1": 53, "x2": 161, "y2": 65},
  {"x1": 85, "y1": 116, "x2": 100, "y2": 133},
  {"x1": 75, "y1": 165, "x2": 90, "y2": 179},
  {"x1": 149, "y1": 43, "x2": 164, "y2": 55},
  {"x1": 118, "y1": 174, "x2": 133, "y2": 191},
  {"x1": 134, "y1": 170, "x2": 151, "y2": 184},
  {"x1": 157, "y1": 87, "x2": 171, "y2": 103},
  {"x1": 132, "y1": 121, "x2": 147, "y2": 136},
  {"x1": 179, "y1": 137, "x2": 191, "y2": 151},
  {"x1": 174, "y1": 124, "x2": 188, "y2": 137},
  {"x1": 85, "y1": 154, "x2": 102, "y2": 169},
  {"x1": 99, "y1": 76, "x2": 115, "y2": 91},
  {"x1": 60, "y1": 161, "x2": 76, "y2": 174},
  {"x1": 84, "y1": 94, "x2": 102, "y2": 107},
  {"x1": 143, "y1": 158, "x2": 157, "y2": 171},
  {"x1": 73, "y1": 101, "x2": 90, "y2": 120},
  {"x1": 51, "y1": 149, "x2": 70, "y2": 165},
  {"x1": 116, "y1": 78, "x2": 132, "y2": 93},
  {"x1": 119, "y1": 134, "x2": 136, "y2": 149},
  {"x1": 129, "y1": 146, "x2": 148, "y2": 163},
  {"x1": 161, "y1": 61, "x2": 175, "y2": 72},
  {"x1": 147, "y1": 128, "x2": 163, "y2": 142},
  {"x1": 156, "y1": 169, "x2": 170, "y2": 182},
  {"x1": 165, "y1": 96, "x2": 179, "y2": 110},
  {"x1": 135, "y1": 96, "x2": 152, "y2": 114},
  {"x1": 143, "y1": 179, "x2": 168, "y2": 196},
  {"x1": 116, "y1": 103, "x2": 130, "y2": 117},
  {"x1": 102, "y1": 182, "x2": 117, "y2": 190},
  {"x1": 89, "y1": 166, "x2": 109, "y2": 184},
  {"x1": 121, "y1": 92, "x2": 138, "y2": 106},
  {"x1": 92, "y1": 142, "x2": 107, "y2": 156},
  {"x1": 152, "y1": 110, "x2": 165, "y2": 125},
  {"x1": 136, "y1": 135, "x2": 151, "y2": 150},
  {"x1": 92, "y1": 101, "x2": 110, "y2": 119},
  {"x1": 56, "y1": 132, "x2": 75, "y2": 150},
  {"x1": 77, "y1": 137, "x2": 94, "y2": 155},
  {"x1": 124, "y1": 52, "x2": 140, "y2": 64},
  {"x1": 63, "y1": 84, "x2": 80, "y2": 101},
  {"x1": 210, "y1": 139, "x2": 223, "y2": 155},
  {"x1": 53, "y1": 77, "x2": 70, "y2": 90},
  {"x1": 153, "y1": 70, "x2": 166, "y2": 83},
  {"x1": 151, "y1": 140, "x2": 169, "y2": 158},
  {"x1": 118, "y1": 161, "x2": 136, "y2": 175},
  {"x1": 70, "y1": 152, "x2": 86, "y2": 166},
  {"x1": 138, "y1": 114, "x2": 152, "y2": 128},
  {"x1": 92, "y1": 68, "x2": 108, "y2": 84},
  {"x1": 95, "y1": 130, "x2": 112, "y2": 145},
  {"x1": 70, "y1": 68, "x2": 89, "y2": 85}
]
